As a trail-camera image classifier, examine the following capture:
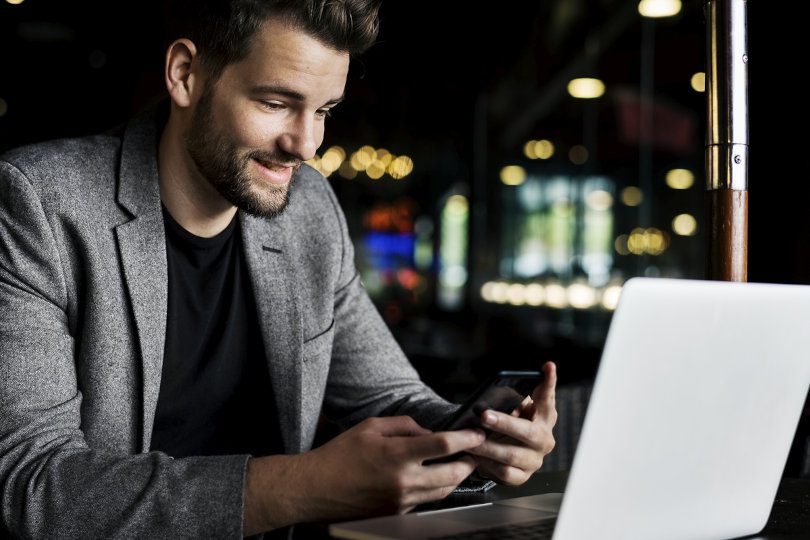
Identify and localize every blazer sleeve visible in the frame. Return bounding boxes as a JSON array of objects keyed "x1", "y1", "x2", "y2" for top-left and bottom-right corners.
[
  {"x1": 0, "y1": 160, "x2": 248, "y2": 539},
  {"x1": 318, "y1": 182, "x2": 459, "y2": 430}
]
